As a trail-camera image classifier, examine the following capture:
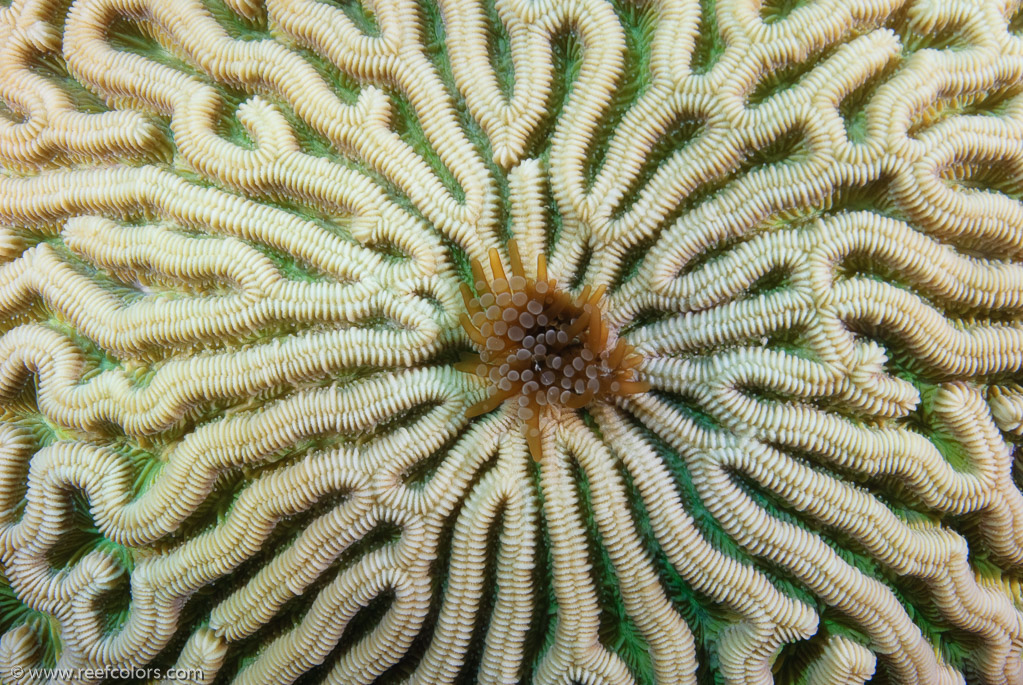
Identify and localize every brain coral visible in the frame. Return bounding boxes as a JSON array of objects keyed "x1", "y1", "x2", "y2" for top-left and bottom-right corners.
[{"x1": 1, "y1": 0, "x2": 1023, "y2": 683}]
